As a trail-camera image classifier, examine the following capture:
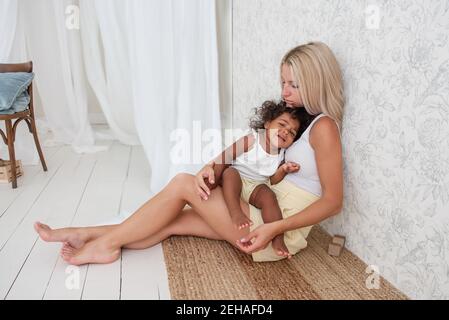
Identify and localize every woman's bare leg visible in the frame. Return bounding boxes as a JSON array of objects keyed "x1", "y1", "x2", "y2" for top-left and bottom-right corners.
[
  {"x1": 58, "y1": 206, "x2": 238, "y2": 258},
  {"x1": 61, "y1": 173, "x2": 250, "y2": 265},
  {"x1": 36, "y1": 221, "x2": 168, "y2": 250},
  {"x1": 34, "y1": 222, "x2": 115, "y2": 249},
  {"x1": 57, "y1": 209, "x2": 222, "y2": 257},
  {"x1": 123, "y1": 200, "x2": 250, "y2": 249},
  {"x1": 124, "y1": 208, "x2": 222, "y2": 249},
  {"x1": 37, "y1": 202, "x2": 250, "y2": 250}
]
